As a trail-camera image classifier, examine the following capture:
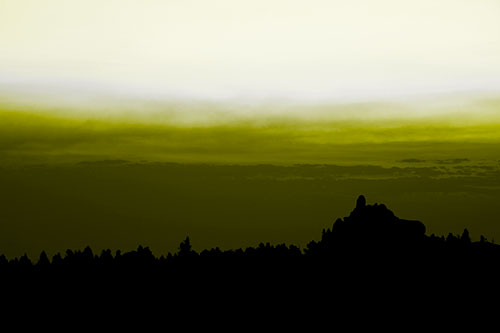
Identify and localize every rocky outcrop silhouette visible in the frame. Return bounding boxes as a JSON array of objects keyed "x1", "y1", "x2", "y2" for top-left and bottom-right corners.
[{"x1": 328, "y1": 195, "x2": 426, "y2": 246}]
